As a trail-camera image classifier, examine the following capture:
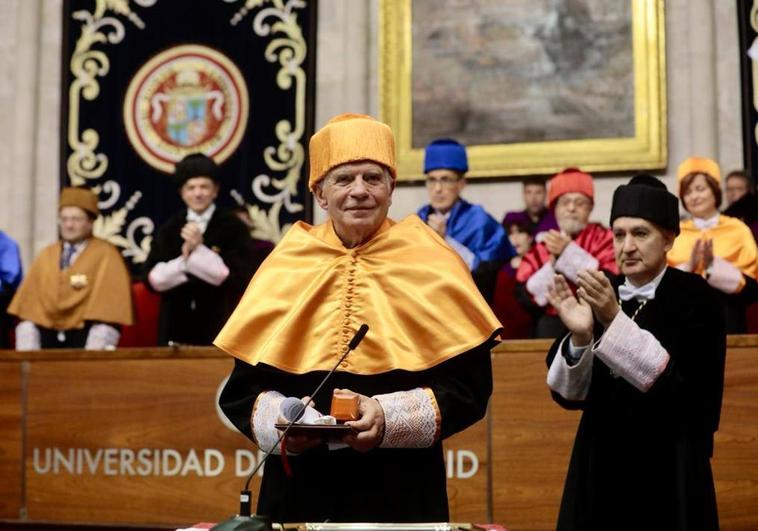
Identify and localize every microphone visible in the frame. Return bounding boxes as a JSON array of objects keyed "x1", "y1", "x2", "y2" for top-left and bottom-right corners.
[{"x1": 212, "y1": 323, "x2": 369, "y2": 531}]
